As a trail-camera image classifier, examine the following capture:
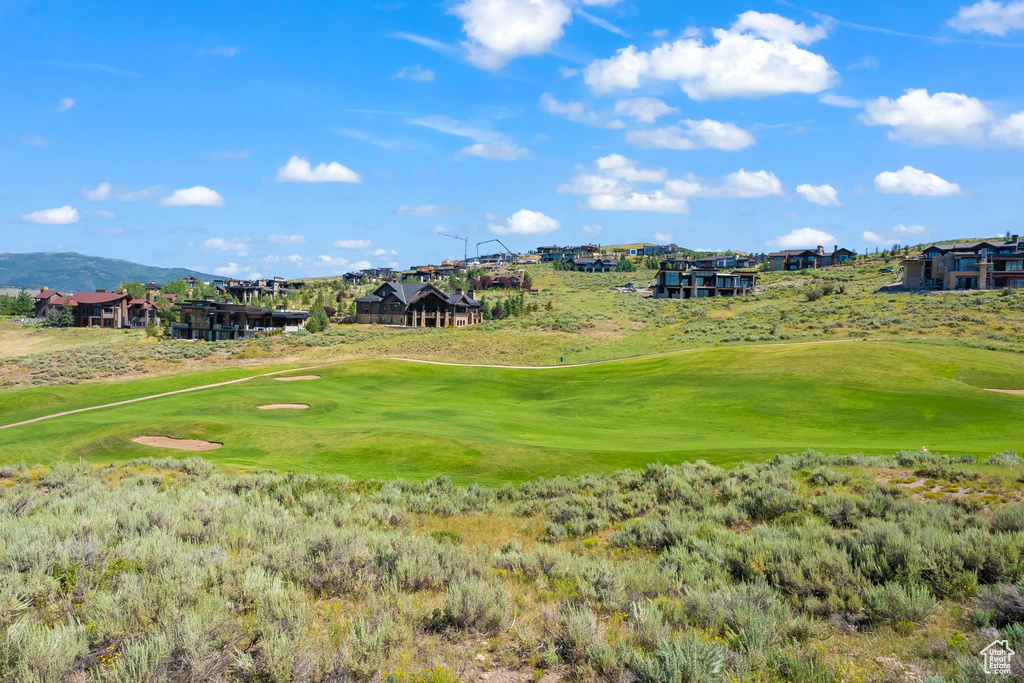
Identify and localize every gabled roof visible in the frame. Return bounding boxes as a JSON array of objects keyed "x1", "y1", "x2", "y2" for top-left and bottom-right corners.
[{"x1": 33, "y1": 290, "x2": 61, "y2": 300}]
